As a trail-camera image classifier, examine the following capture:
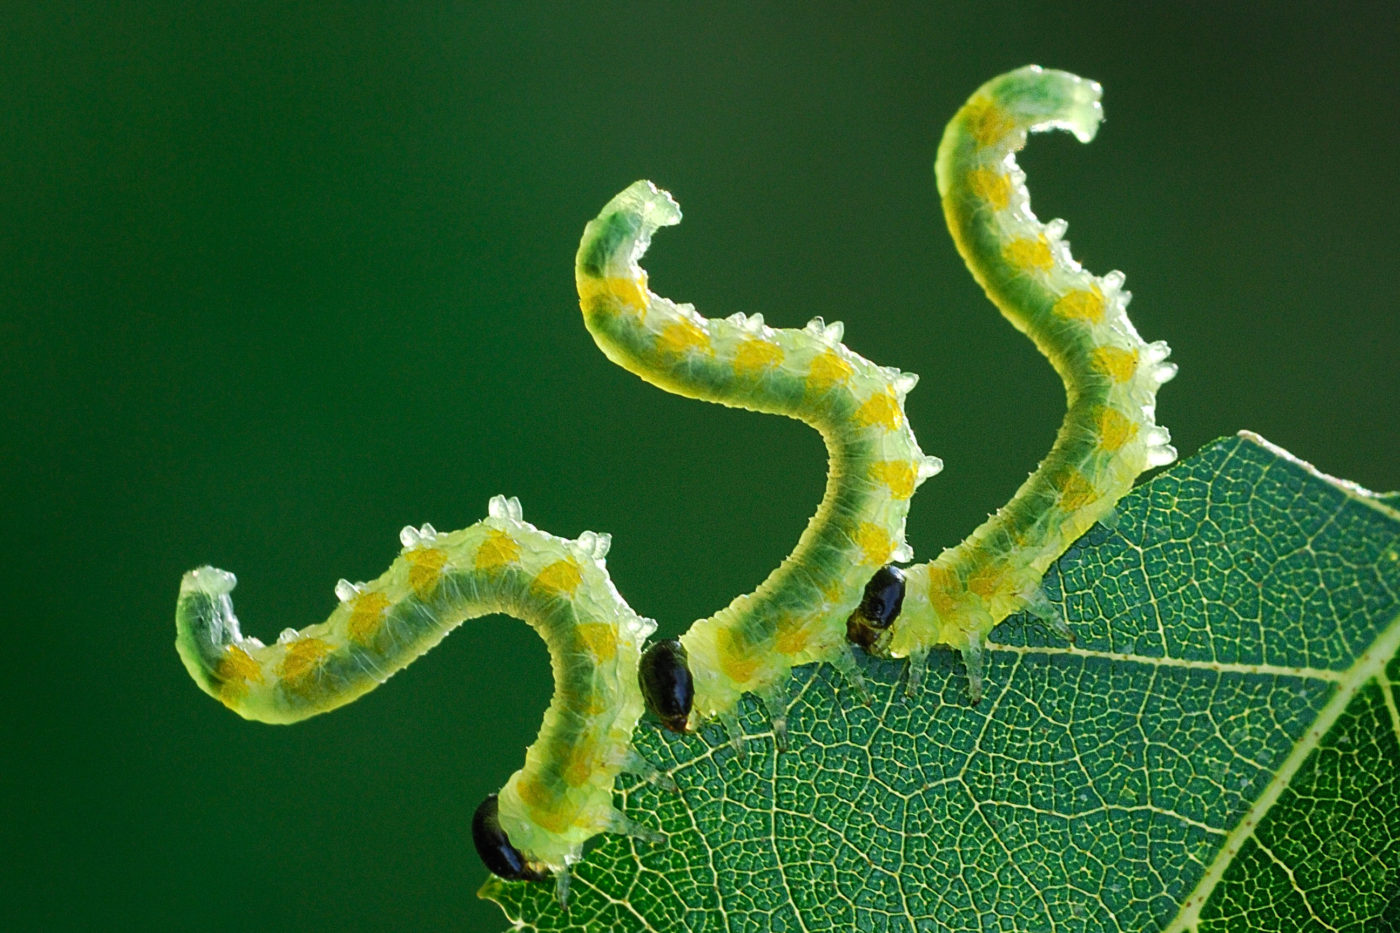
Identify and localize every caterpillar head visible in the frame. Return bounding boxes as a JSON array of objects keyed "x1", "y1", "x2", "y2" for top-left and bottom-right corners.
[
  {"x1": 845, "y1": 564, "x2": 908, "y2": 651},
  {"x1": 471, "y1": 794, "x2": 550, "y2": 884},
  {"x1": 637, "y1": 638, "x2": 694, "y2": 733}
]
